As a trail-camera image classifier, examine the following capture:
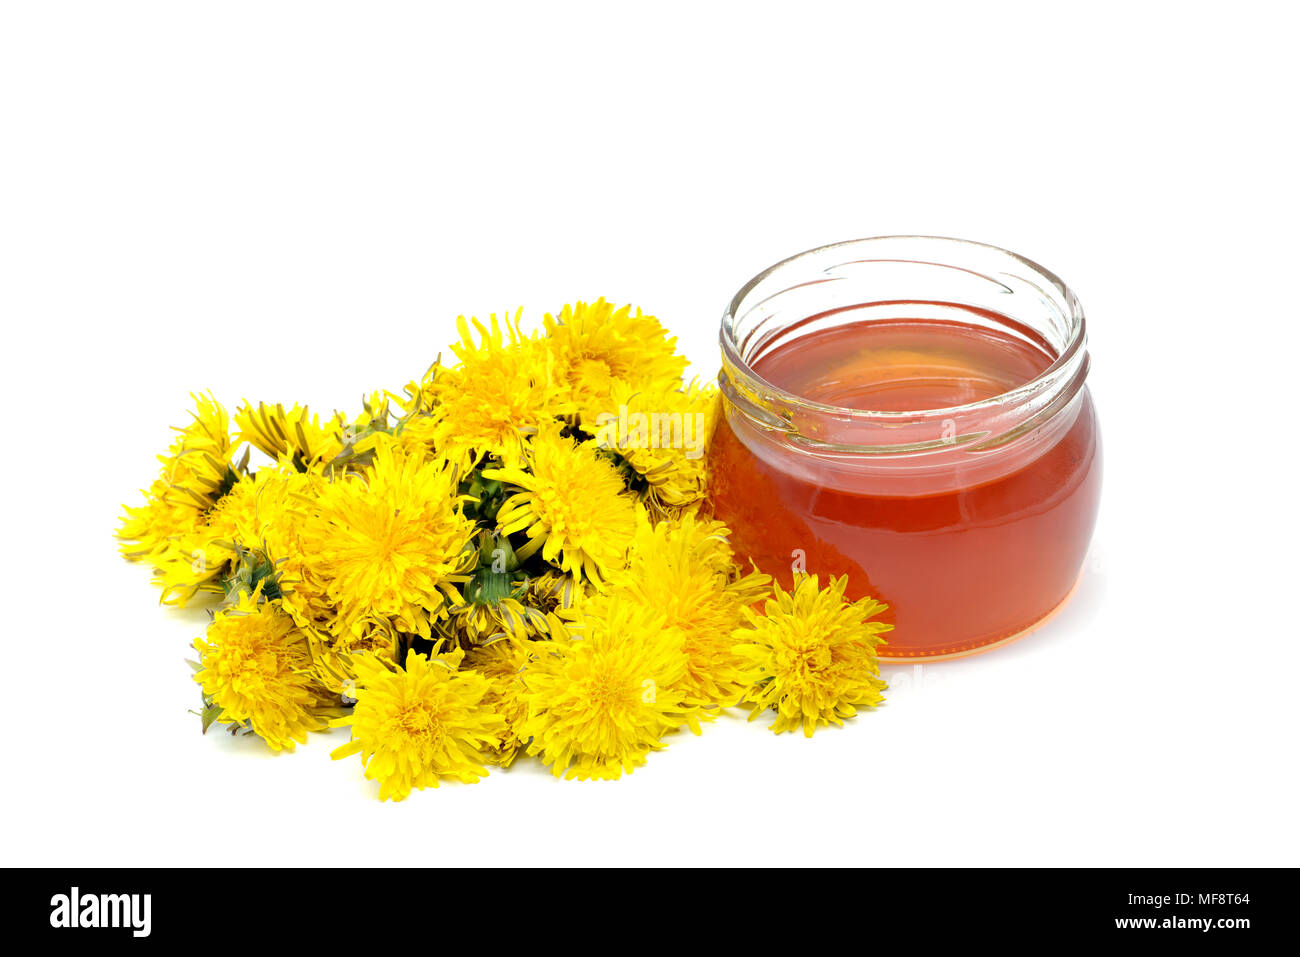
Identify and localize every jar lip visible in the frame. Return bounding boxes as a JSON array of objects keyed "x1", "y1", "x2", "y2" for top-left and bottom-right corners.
[{"x1": 720, "y1": 235, "x2": 1088, "y2": 420}]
